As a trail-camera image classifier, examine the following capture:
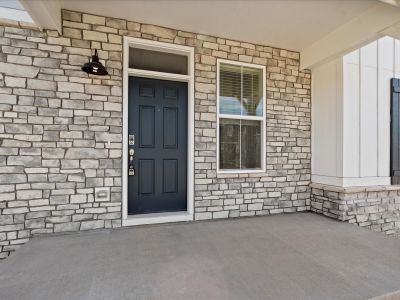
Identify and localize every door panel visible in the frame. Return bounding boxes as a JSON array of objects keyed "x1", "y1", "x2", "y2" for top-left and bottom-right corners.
[
  {"x1": 163, "y1": 159, "x2": 178, "y2": 193},
  {"x1": 139, "y1": 106, "x2": 155, "y2": 148},
  {"x1": 128, "y1": 77, "x2": 188, "y2": 214},
  {"x1": 138, "y1": 159, "x2": 155, "y2": 195},
  {"x1": 163, "y1": 107, "x2": 178, "y2": 149},
  {"x1": 164, "y1": 87, "x2": 178, "y2": 99}
]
